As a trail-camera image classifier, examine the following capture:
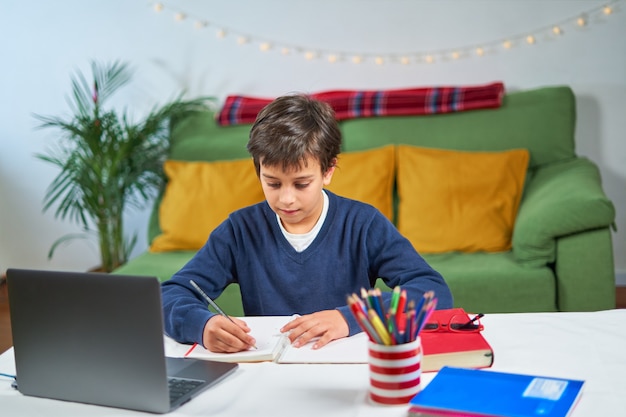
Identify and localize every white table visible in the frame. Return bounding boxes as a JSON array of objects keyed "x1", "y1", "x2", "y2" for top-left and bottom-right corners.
[{"x1": 1, "y1": 310, "x2": 625, "y2": 416}]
